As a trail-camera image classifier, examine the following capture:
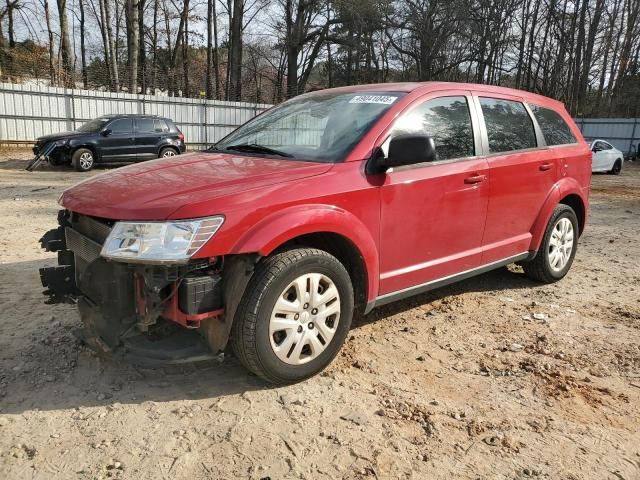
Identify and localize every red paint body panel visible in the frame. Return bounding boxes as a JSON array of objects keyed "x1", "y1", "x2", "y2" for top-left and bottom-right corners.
[
  {"x1": 378, "y1": 158, "x2": 490, "y2": 294},
  {"x1": 59, "y1": 82, "x2": 591, "y2": 306}
]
